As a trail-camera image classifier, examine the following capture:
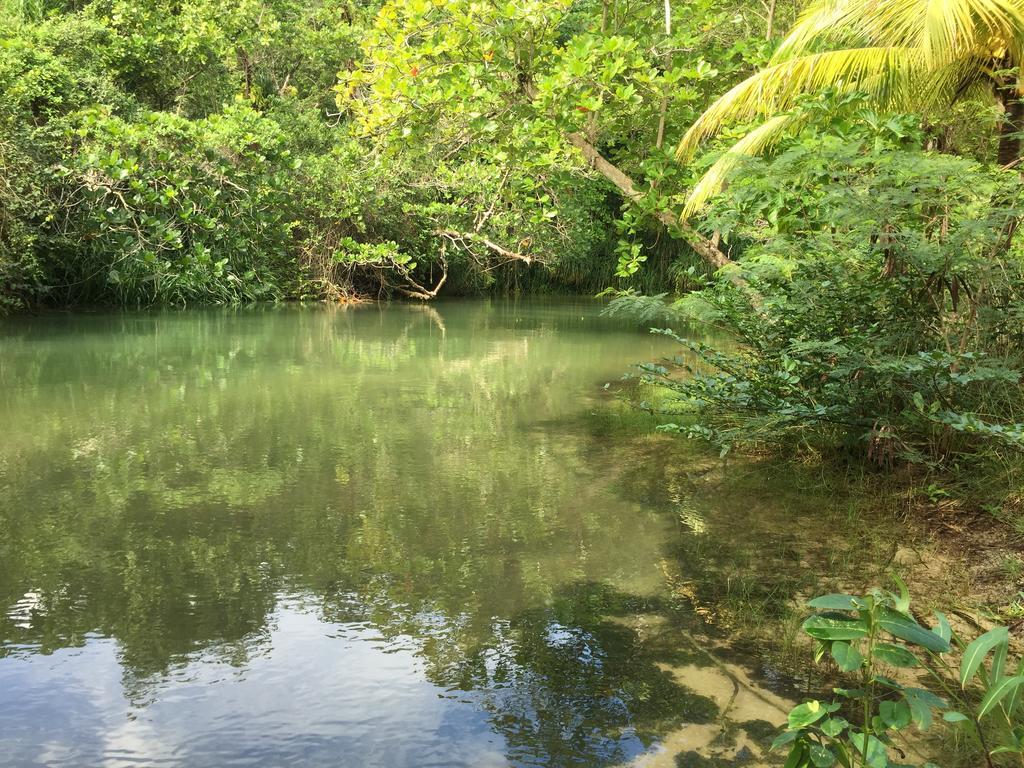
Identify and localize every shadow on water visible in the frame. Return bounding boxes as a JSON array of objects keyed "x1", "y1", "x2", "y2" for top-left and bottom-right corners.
[{"x1": 0, "y1": 299, "x2": 883, "y2": 767}]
